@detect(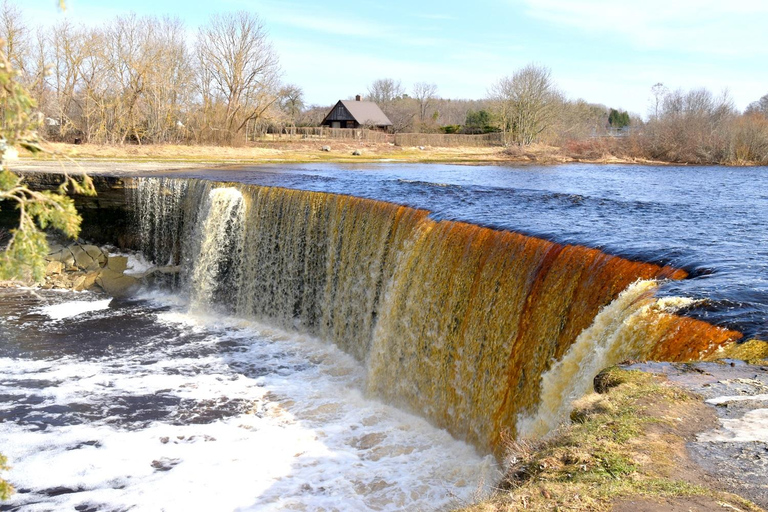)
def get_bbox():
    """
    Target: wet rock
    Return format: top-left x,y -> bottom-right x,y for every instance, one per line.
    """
151,457 -> 181,471
96,269 -> 140,298
106,255 -> 129,273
